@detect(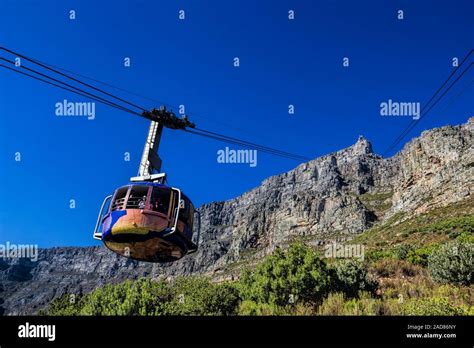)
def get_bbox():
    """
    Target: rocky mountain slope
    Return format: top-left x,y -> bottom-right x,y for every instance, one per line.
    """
1,119 -> 472,315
